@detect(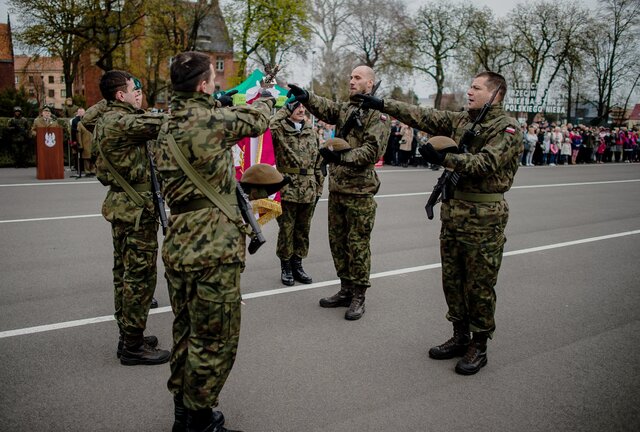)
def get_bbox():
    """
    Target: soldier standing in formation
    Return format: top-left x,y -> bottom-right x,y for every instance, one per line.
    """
287,65 -> 390,321
92,70 -> 169,366
155,51 -> 275,432
7,106 -> 30,167
269,100 -> 324,286
355,71 -> 522,375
